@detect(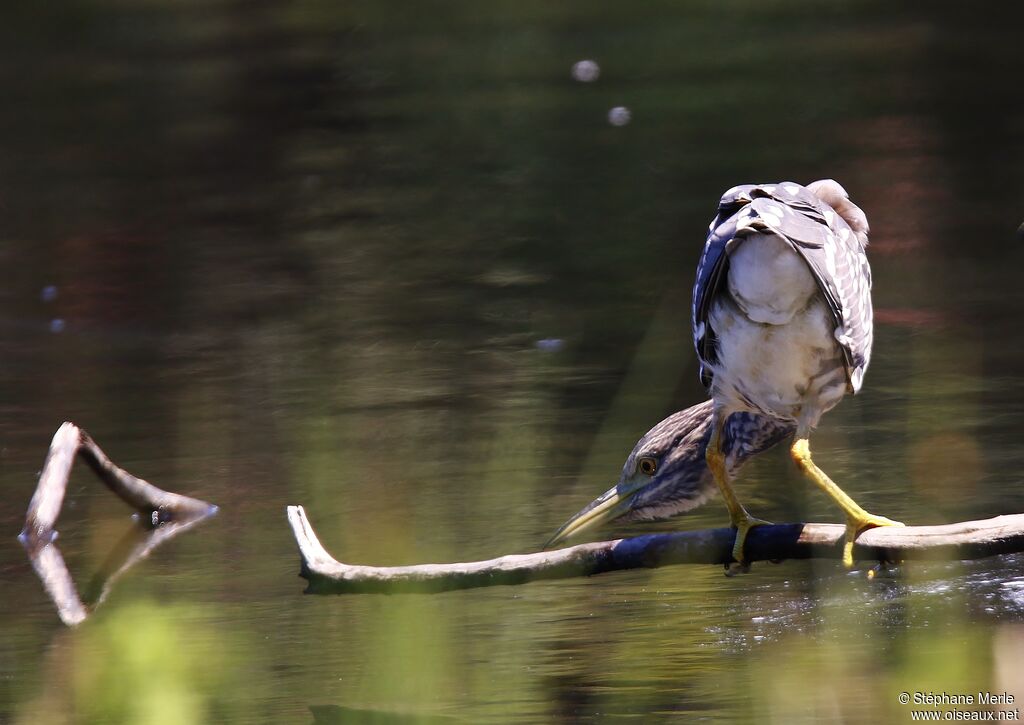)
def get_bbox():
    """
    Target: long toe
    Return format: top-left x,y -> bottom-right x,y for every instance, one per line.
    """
842,513 -> 905,567
730,515 -> 773,569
